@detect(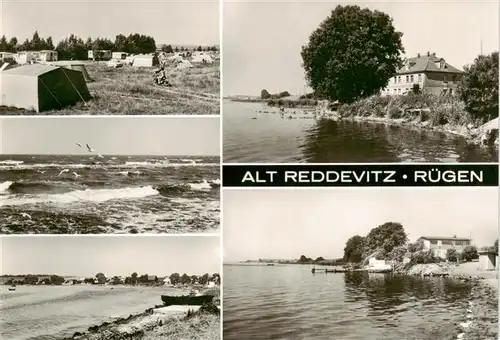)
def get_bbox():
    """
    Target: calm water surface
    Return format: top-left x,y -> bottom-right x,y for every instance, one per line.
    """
0,285 -> 173,340
223,265 -> 472,340
223,101 -> 498,163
